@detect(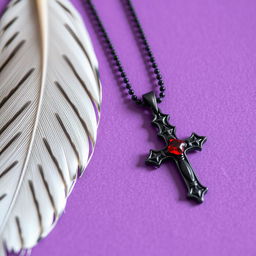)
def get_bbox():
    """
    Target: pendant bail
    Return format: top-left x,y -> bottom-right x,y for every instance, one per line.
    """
143,91 -> 159,114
